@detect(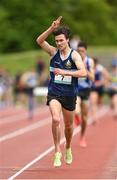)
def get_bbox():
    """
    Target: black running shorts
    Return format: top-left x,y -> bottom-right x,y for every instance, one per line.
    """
46,93 -> 77,111
77,88 -> 91,101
